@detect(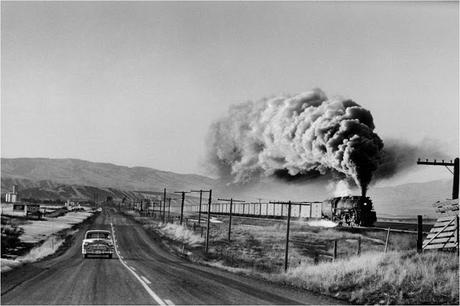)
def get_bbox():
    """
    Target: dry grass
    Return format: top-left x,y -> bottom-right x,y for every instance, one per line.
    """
271,250 -> 459,305
204,216 -> 392,271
